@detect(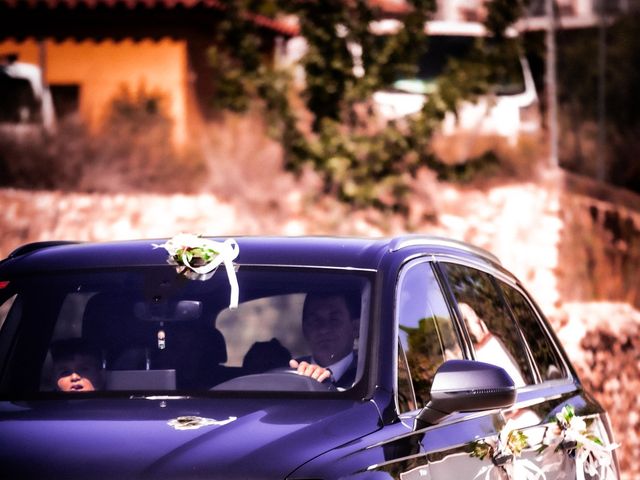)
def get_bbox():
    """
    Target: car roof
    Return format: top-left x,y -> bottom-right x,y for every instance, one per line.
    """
0,235 -> 501,274
369,20 -> 519,38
